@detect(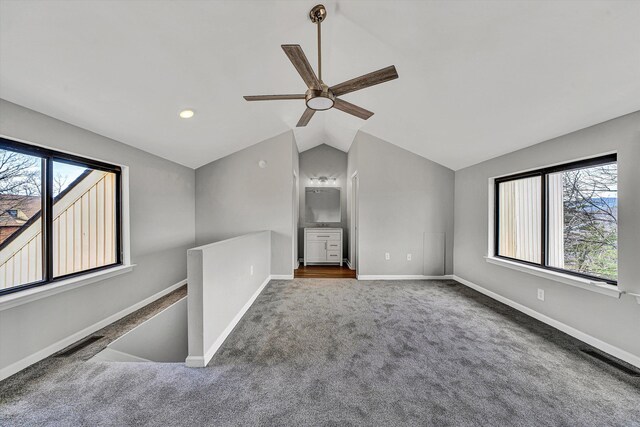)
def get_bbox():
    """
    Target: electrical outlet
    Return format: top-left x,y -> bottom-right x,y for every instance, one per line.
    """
407,253 -> 412,261
250,265 -> 254,276
537,289 -> 545,301
385,252 -> 390,260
